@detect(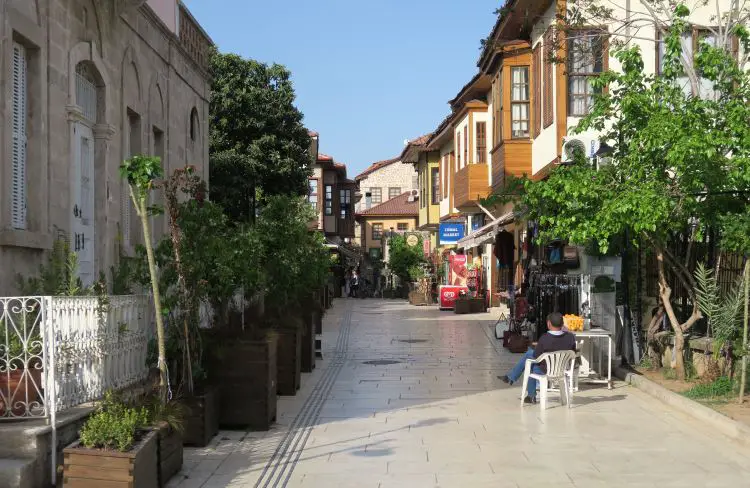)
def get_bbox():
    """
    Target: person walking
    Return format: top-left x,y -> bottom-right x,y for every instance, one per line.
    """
350,270 -> 360,298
